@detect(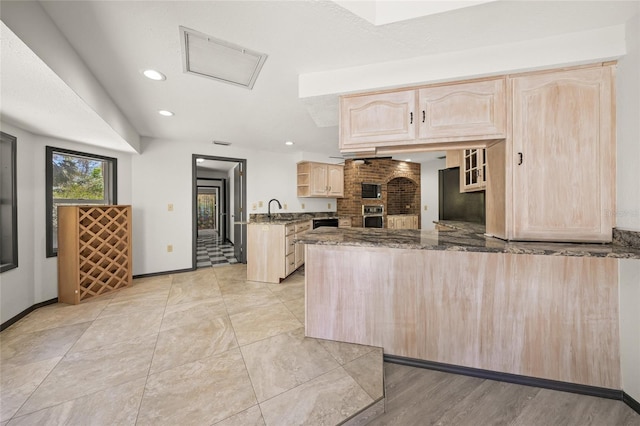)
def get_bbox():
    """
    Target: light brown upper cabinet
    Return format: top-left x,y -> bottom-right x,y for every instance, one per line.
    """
460,149 -> 486,192
339,78 -> 505,153
339,90 -> 416,152
417,79 -> 505,141
486,64 -> 615,242
297,161 -> 344,198
445,150 -> 461,169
